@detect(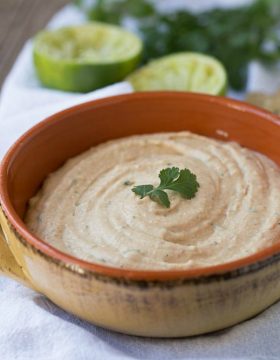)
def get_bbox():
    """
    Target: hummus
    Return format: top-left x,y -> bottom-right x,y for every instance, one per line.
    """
25,132 -> 280,270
